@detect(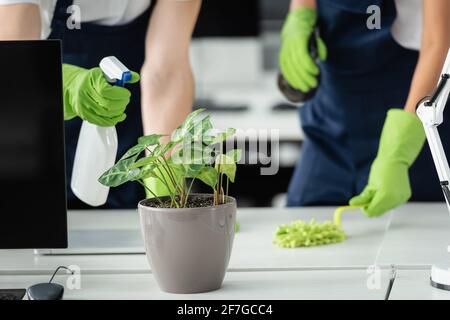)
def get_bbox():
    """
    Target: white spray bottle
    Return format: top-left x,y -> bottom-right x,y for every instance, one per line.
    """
71,56 -> 133,207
